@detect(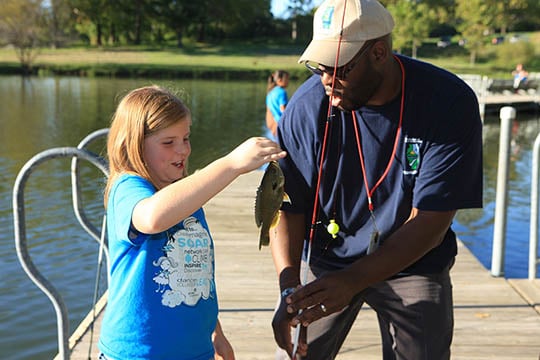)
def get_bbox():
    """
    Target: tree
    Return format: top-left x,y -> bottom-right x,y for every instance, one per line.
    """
151,0 -> 203,47
287,0 -> 313,41
70,0 -> 111,46
487,0 -> 528,34
108,0 -> 154,45
456,0 -> 491,65
46,0 -> 76,48
0,0 -> 47,72
387,0 -> 434,58
211,0 -> 273,39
